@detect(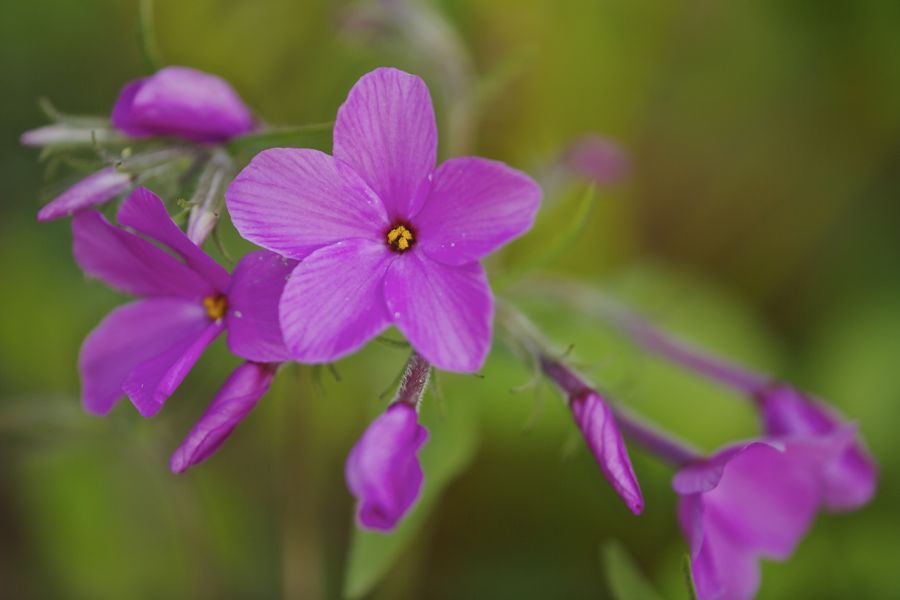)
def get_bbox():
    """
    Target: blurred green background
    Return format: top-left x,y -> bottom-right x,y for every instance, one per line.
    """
2,0 -> 899,598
